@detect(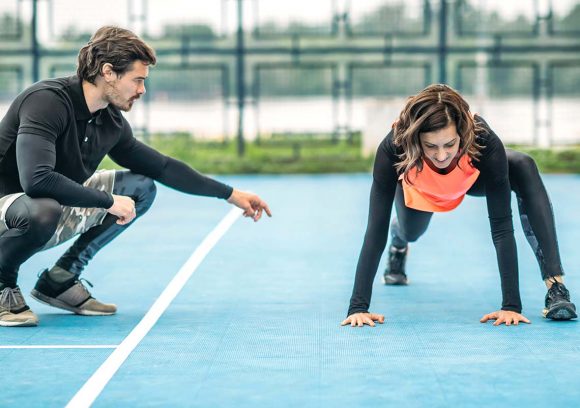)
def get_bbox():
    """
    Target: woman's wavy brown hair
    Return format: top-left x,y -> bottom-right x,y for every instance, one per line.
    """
77,26 -> 156,84
393,84 -> 483,182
